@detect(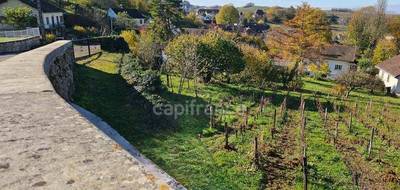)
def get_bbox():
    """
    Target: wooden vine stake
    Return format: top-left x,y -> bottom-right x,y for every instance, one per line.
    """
334,121 -> 339,144
244,106 -> 249,129
354,102 -> 358,117
348,112 -> 353,134
367,127 -> 376,160
271,109 -> 277,139
254,137 -> 259,168
209,103 -> 214,129
224,122 -> 229,149
324,108 -> 328,128
302,146 -> 308,190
